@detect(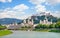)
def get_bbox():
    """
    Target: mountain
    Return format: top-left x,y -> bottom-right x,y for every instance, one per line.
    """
0,18 -> 23,24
